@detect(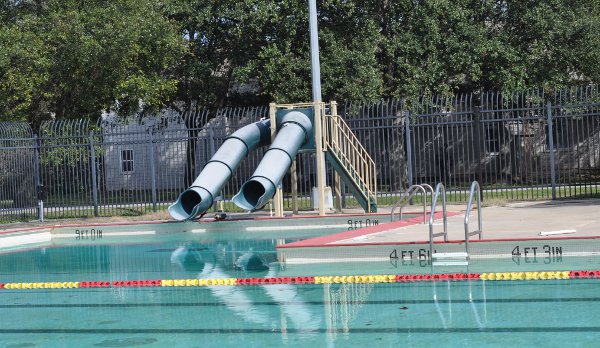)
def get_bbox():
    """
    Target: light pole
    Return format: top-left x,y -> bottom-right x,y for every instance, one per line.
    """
308,0 -> 322,102
308,0 -> 331,214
